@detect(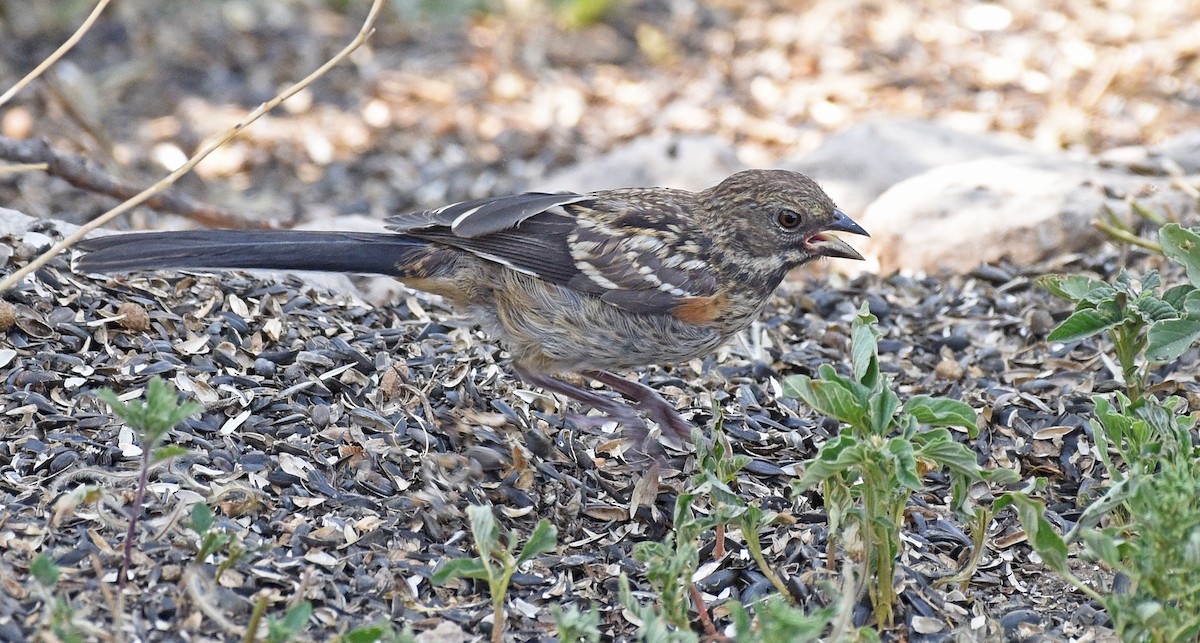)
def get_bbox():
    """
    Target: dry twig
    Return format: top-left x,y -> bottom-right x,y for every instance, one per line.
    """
0,0 -> 112,109
0,0 -> 385,293
0,136 -> 263,229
